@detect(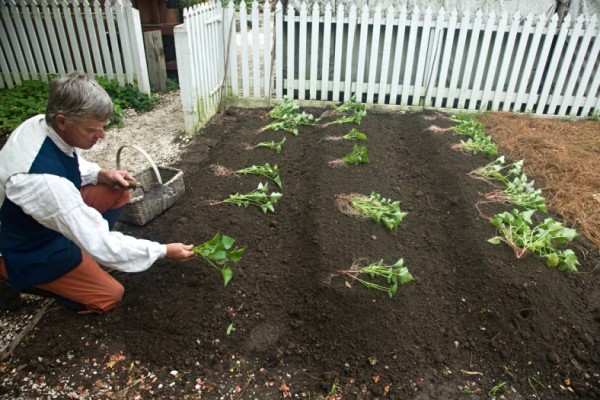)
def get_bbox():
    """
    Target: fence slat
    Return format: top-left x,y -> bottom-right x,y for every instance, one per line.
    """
572,16 -> 599,116
33,0 -> 57,76
536,14 -> 571,115
94,0 -> 113,79
433,8 -> 456,107
251,1 -> 261,97
75,0 -> 95,74
5,1 -> 31,80
366,5 -> 382,104
275,1 -> 283,98
376,6 -> 394,105
422,7 -> 444,107
84,0 -> 103,75
18,0 -> 47,80
505,13 -> 533,111
320,2 -> 332,99
263,1 -> 272,98
105,1 -> 124,84
447,9 -> 470,107
458,9 -> 482,108
514,14 -> 545,110
286,2 -> 295,96
400,6 -> 419,105
493,11 -> 521,111
354,5 -> 370,101
309,2 -> 319,99
297,2 -> 307,99
526,14 -> 557,112
467,10 -> 494,110
1,4 -> 21,86
550,15 -> 585,115
558,15 -> 595,115
343,5 -> 357,101
331,3 -> 344,101
388,6 -> 407,103
413,7 -> 433,105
